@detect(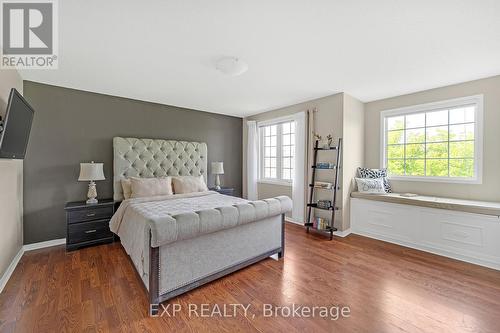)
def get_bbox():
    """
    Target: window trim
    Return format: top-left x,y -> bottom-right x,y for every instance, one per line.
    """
257,178 -> 293,187
379,95 -> 483,184
257,116 -> 295,186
